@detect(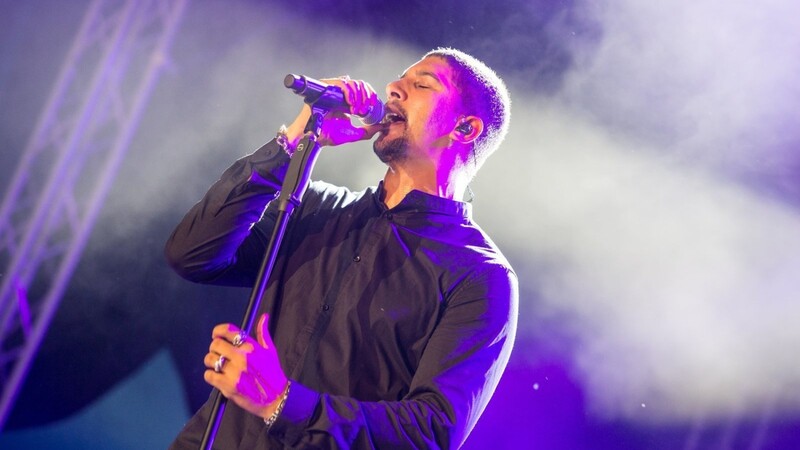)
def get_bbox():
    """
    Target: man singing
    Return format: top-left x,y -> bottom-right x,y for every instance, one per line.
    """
166,48 -> 518,449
